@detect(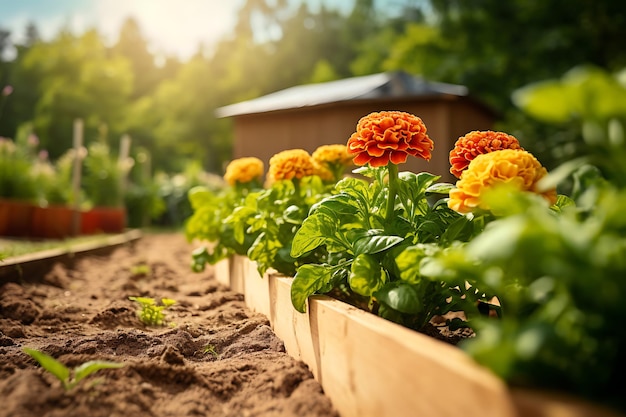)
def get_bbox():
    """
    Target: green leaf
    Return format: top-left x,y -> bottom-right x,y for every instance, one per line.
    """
535,157 -> 588,192
417,220 -> 442,237
425,182 -> 455,195
291,215 -> 331,258
513,80 -> 573,124
283,205 -> 305,224
441,216 -> 472,244
352,233 -> 403,255
187,186 -> 213,210
291,264 -> 333,313
395,244 -> 440,284
161,298 -> 177,307
348,254 -> 387,297
312,193 -> 358,217
227,206 -> 257,244
72,361 -> 125,386
23,348 -> 70,386
552,195 -> 576,212
128,296 -> 156,306
374,282 -> 422,315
